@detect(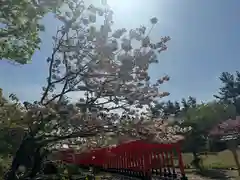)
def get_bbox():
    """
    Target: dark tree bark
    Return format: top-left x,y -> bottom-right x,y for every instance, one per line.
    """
191,151 -> 203,171
4,136 -> 37,180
